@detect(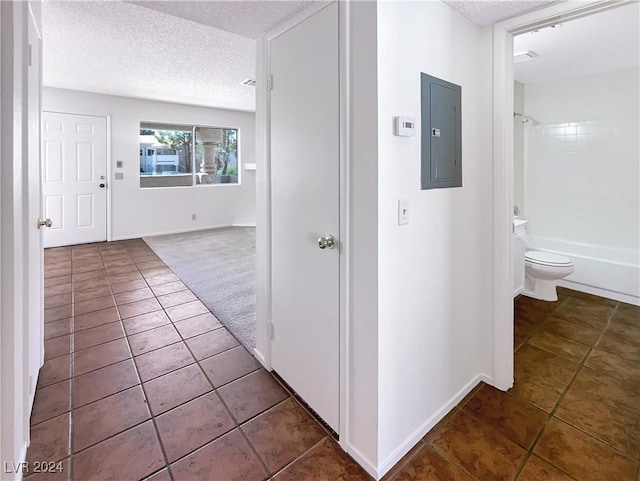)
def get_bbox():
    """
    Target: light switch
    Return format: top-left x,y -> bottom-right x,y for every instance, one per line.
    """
116,160 -> 123,168
398,199 -> 409,225
114,172 -> 124,180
